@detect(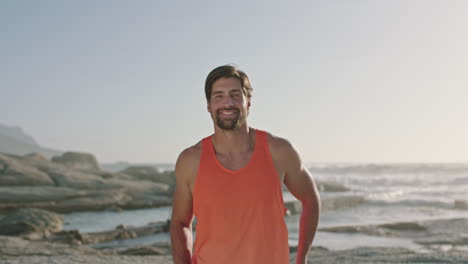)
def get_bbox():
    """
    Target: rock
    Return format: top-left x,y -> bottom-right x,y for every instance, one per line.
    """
0,186 -> 88,204
379,222 -> 426,231
119,246 -> 167,256
54,190 -> 133,212
52,152 -> 100,171
0,208 -> 63,238
20,152 -> 50,164
106,179 -> 170,195
124,195 -> 172,208
78,221 -> 170,244
37,165 -> 170,195
0,153 -> 172,213
0,153 -> 55,186
319,218 -> 468,252
454,200 -> 468,210
120,166 -> 175,186
0,235 -> 99,256
0,187 -> 134,213
47,229 -> 84,245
